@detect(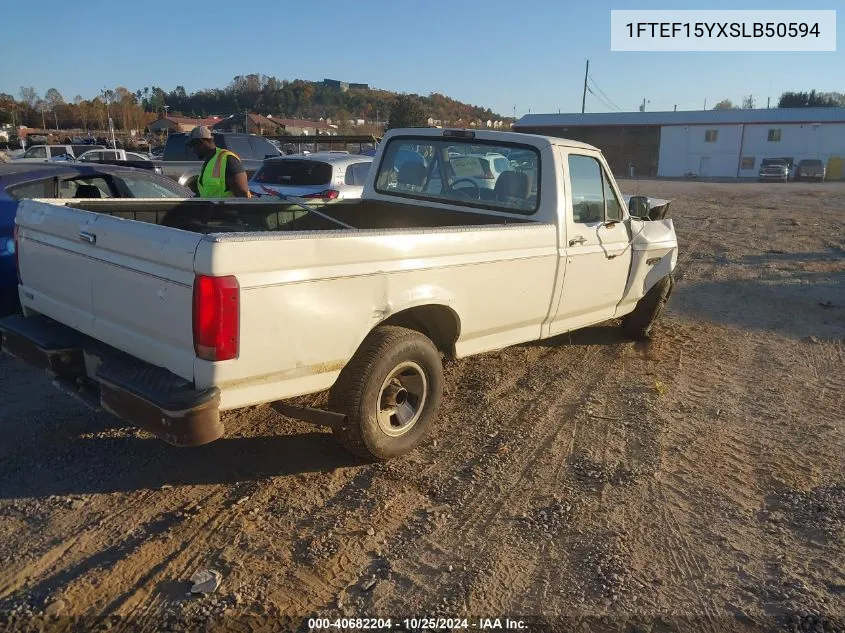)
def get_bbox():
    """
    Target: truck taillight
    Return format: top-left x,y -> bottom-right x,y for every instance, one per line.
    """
192,275 -> 239,362
302,189 -> 340,200
13,224 -> 20,284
